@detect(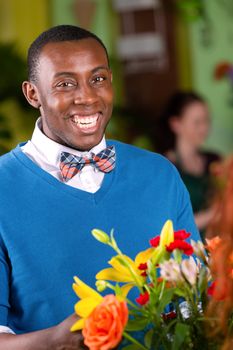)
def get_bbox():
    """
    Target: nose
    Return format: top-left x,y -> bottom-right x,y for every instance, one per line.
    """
73,83 -> 98,105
